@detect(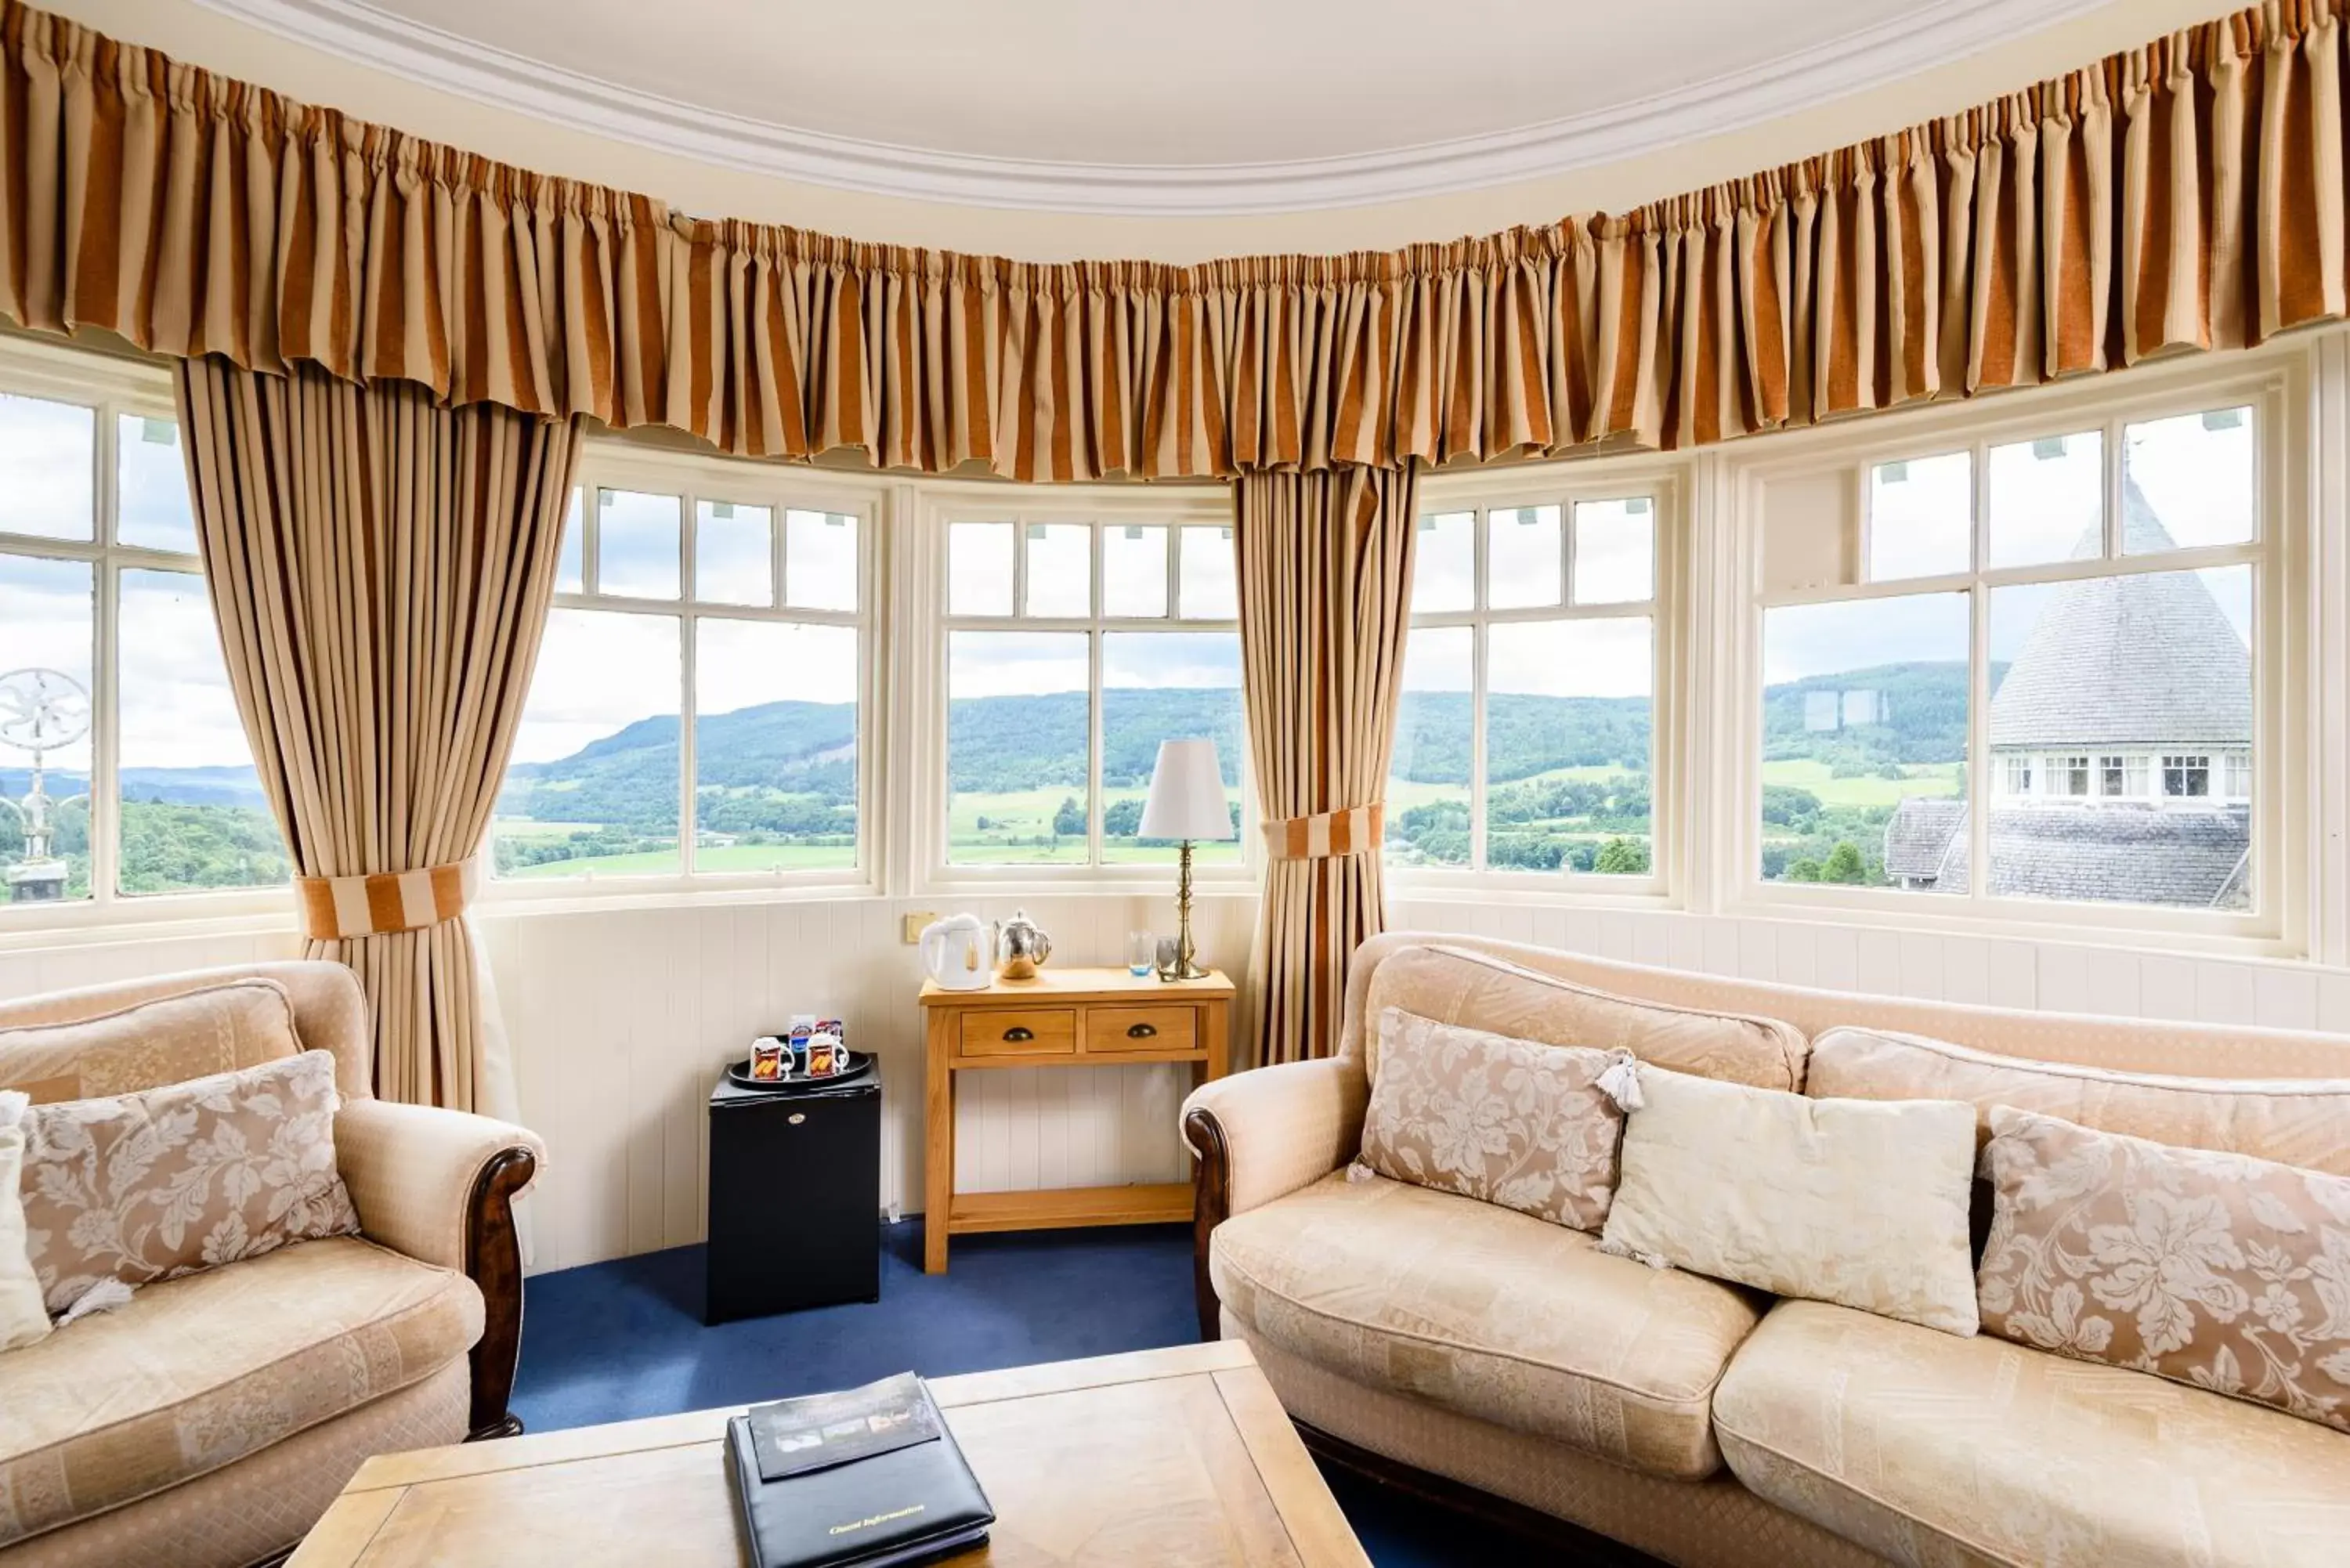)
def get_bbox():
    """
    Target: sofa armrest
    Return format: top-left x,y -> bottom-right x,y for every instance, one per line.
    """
337,1099 -> 546,1440
1180,1056 -> 1369,1341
